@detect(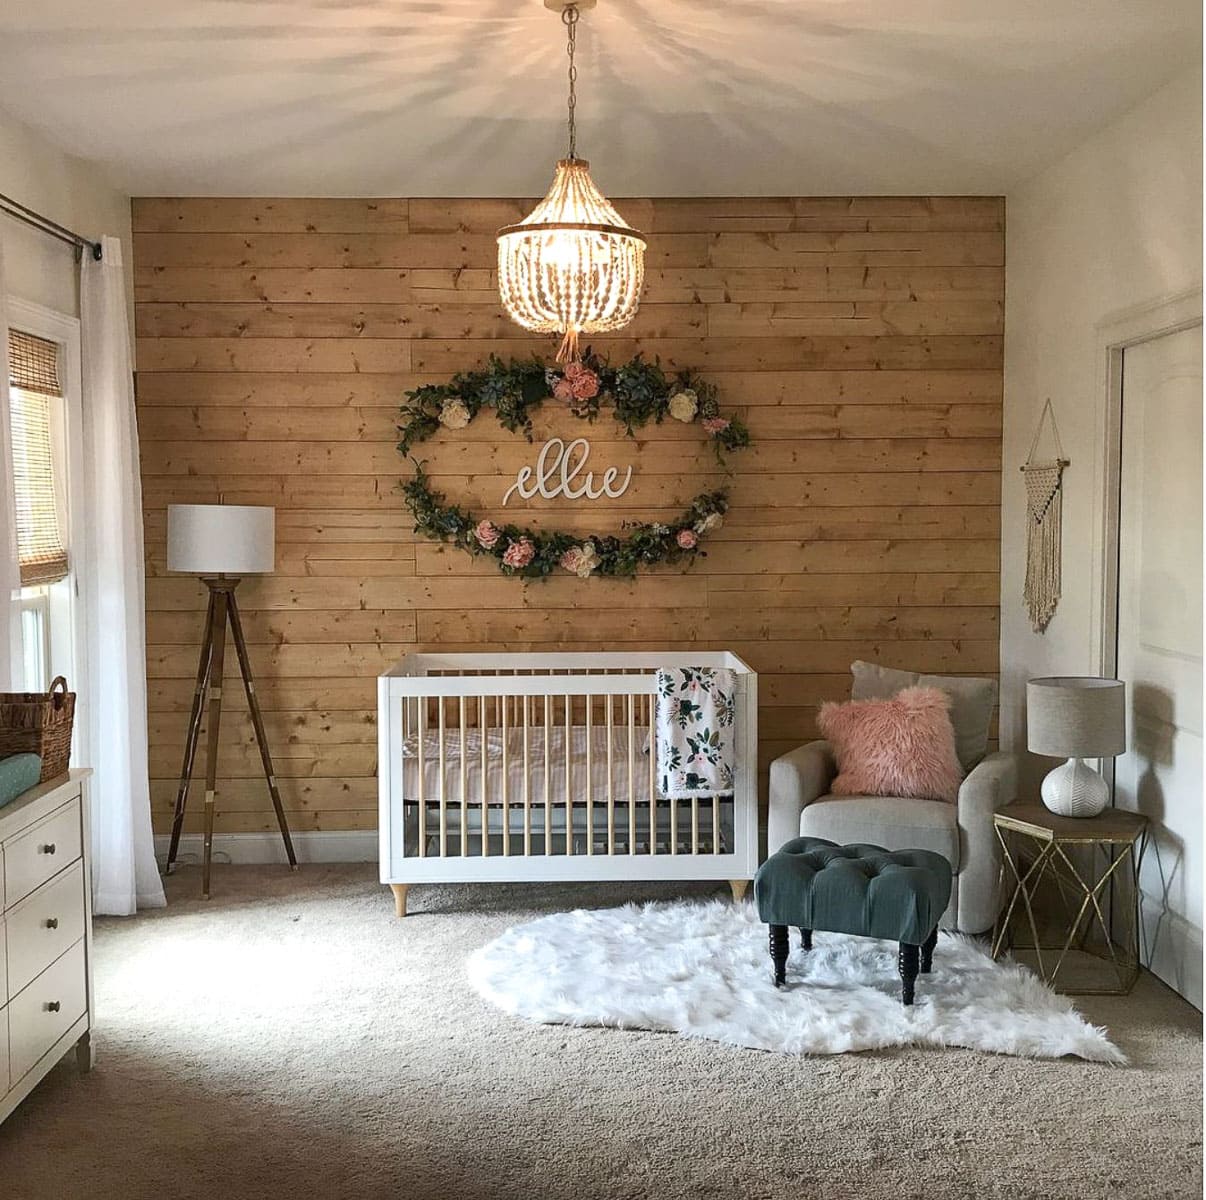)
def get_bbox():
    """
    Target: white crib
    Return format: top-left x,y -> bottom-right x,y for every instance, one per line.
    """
378,651 -> 759,915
